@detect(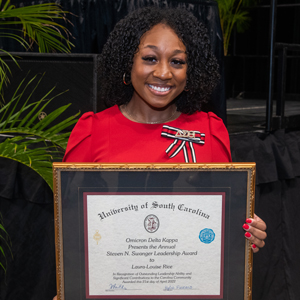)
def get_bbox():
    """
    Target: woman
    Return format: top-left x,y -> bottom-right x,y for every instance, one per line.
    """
64,7 -> 231,164
63,7 -> 266,251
